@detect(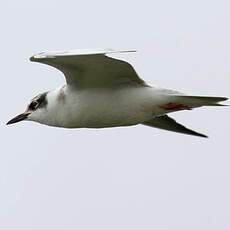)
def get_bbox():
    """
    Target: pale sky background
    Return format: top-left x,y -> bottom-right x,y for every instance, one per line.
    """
0,1 -> 230,230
